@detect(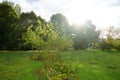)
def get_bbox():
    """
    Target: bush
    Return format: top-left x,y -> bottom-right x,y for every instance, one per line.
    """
73,35 -> 88,50
112,39 -> 120,50
100,39 -> 120,51
46,63 -> 74,80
